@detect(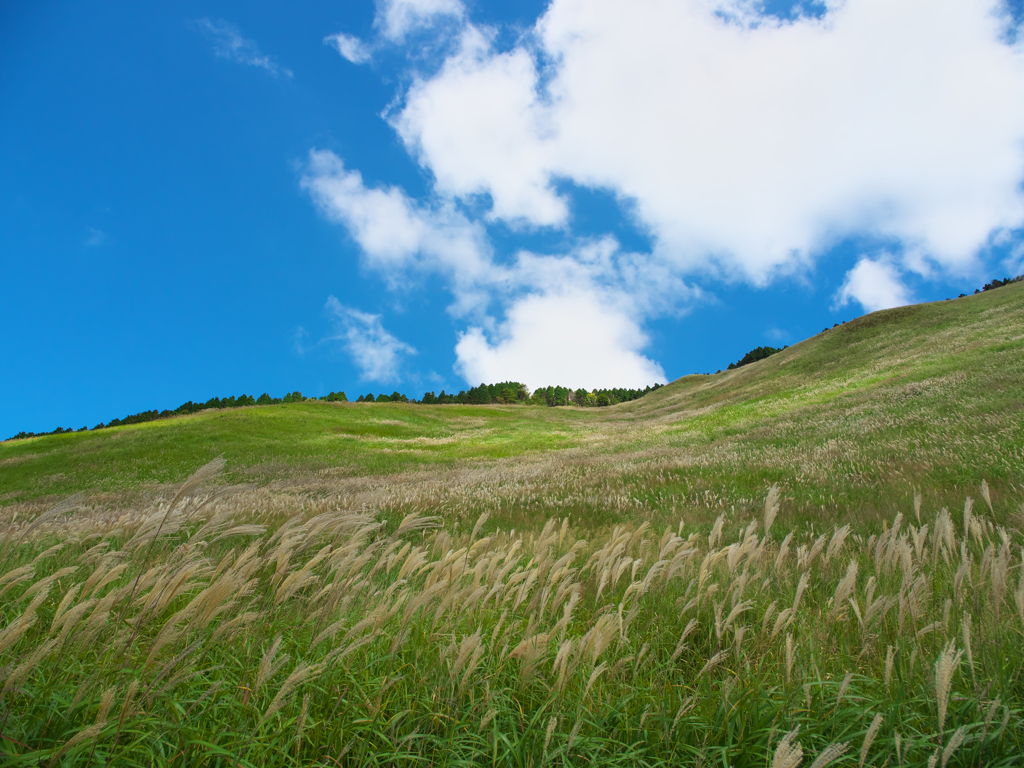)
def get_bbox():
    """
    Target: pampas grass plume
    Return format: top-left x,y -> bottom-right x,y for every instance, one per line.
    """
935,640 -> 963,734
764,485 -> 781,535
809,742 -> 849,768
771,727 -> 803,768
859,713 -> 883,768
941,726 -> 967,768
